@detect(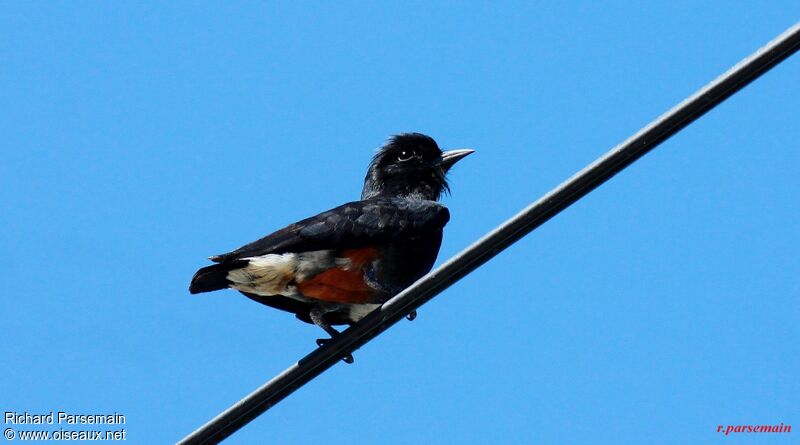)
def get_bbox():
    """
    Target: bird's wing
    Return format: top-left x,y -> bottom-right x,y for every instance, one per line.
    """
209,198 -> 450,262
